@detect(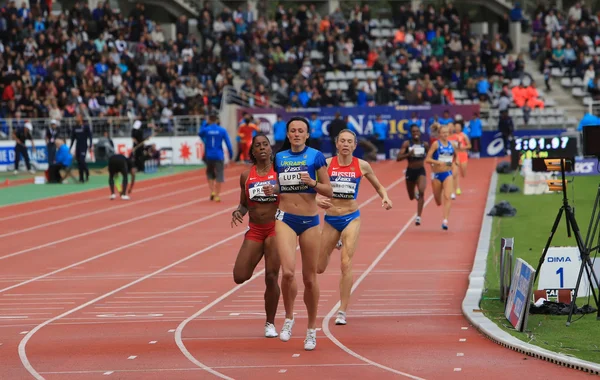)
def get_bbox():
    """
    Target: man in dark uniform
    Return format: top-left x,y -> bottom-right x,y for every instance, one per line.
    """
131,119 -> 145,172
69,115 -> 93,183
45,119 -> 59,164
327,112 -> 346,156
108,154 -> 136,200
13,121 -> 36,174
